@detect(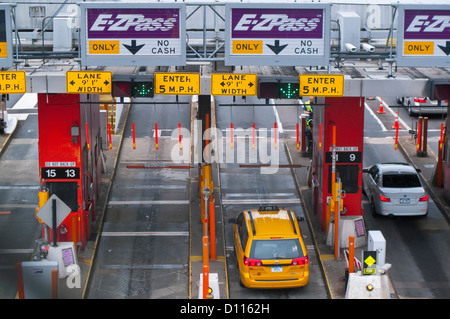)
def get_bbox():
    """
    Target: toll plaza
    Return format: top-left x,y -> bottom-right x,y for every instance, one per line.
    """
0,1 -> 449,303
